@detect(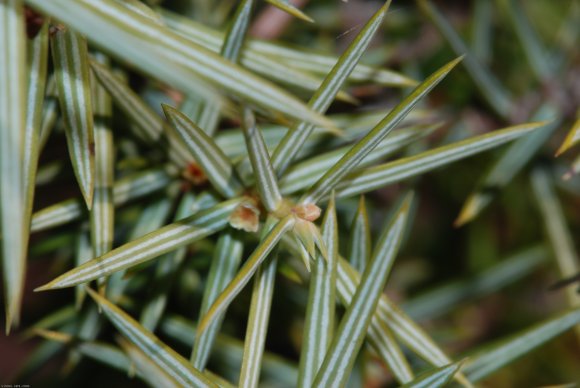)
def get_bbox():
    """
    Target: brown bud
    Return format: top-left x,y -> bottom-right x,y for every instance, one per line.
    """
182,163 -> 207,186
292,203 -> 321,222
25,6 -> 44,39
229,202 -> 260,233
